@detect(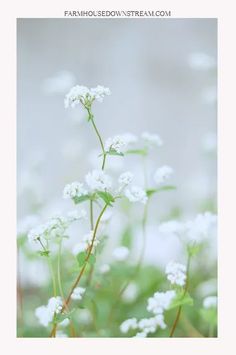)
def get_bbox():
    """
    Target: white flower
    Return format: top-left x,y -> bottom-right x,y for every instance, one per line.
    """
165,261 -> 186,287
154,165 -> 173,186
118,172 -> 134,186
112,246 -> 130,261
120,318 -> 138,333
105,135 -> 127,154
125,186 -> 147,204
85,170 -> 112,192
203,296 -> 217,309
138,315 -> 166,335
122,282 -> 139,303
99,264 -> 110,274
71,287 -> 86,300
147,290 -> 176,315
63,181 -> 88,199
64,85 -> 91,108
186,212 -> 217,243
141,132 -> 163,147
90,85 -> 111,102
35,297 -> 63,327
28,224 -> 48,242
